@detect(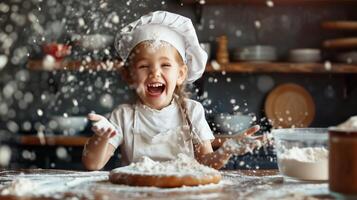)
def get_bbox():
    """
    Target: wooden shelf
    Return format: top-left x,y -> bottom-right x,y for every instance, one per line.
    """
27,59 -> 357,74
27,59 -> 123,71
205,62 -> 357,74
182,0 -> 357,5
321,21 -> 357,31
19,135 -> 89,146
19,134 -> 226,149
